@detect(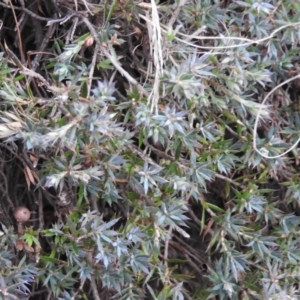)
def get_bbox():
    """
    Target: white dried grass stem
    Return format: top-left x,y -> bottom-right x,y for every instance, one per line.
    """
146,0 -> 164,114
139,15 -> 300,51
253,73 -> 300,159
